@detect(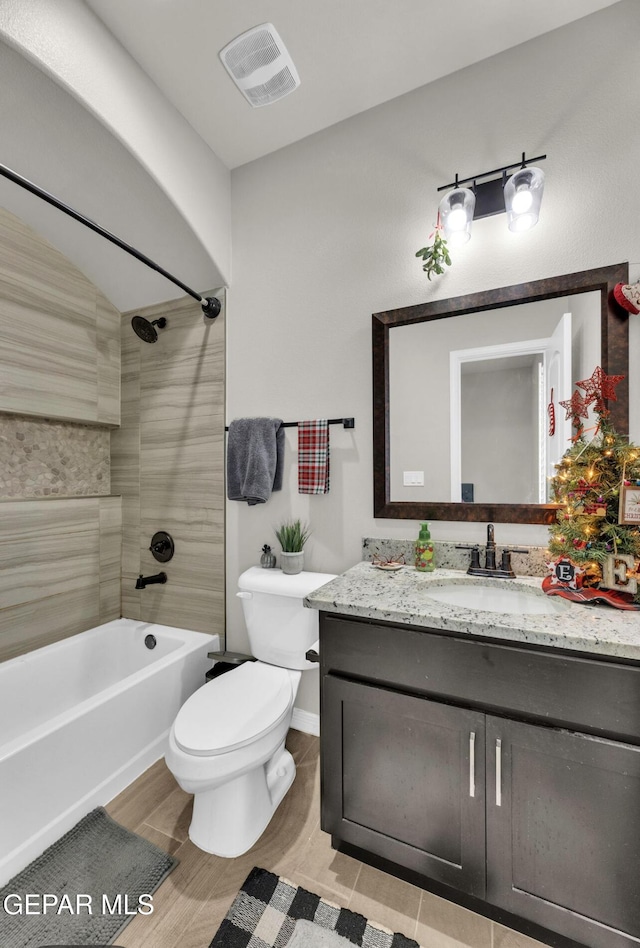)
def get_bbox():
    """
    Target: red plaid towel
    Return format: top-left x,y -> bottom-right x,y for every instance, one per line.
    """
298,420 -> 330,494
